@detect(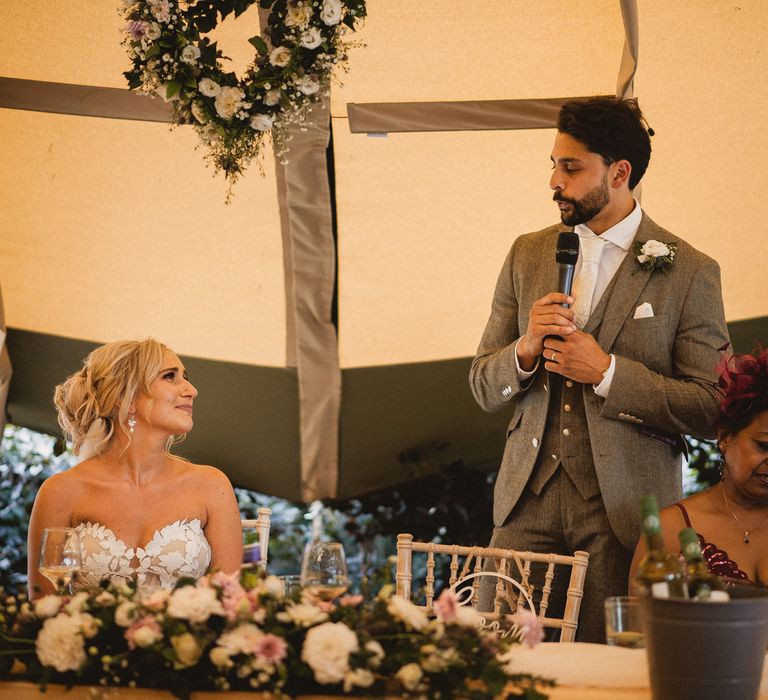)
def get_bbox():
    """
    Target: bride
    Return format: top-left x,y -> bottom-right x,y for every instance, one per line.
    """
28,338 -> 243,597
